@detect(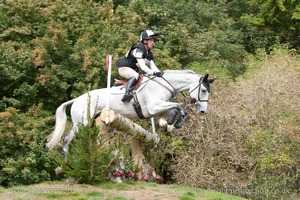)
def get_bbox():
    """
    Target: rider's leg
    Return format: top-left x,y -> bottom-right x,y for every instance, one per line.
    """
121,77 -> 136,102
119,67 -> 139,102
